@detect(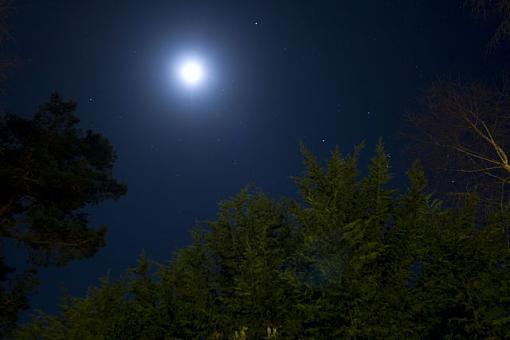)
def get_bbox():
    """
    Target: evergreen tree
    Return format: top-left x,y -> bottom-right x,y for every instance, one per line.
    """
0,93 -> 127,336
16,143 -> 510,339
